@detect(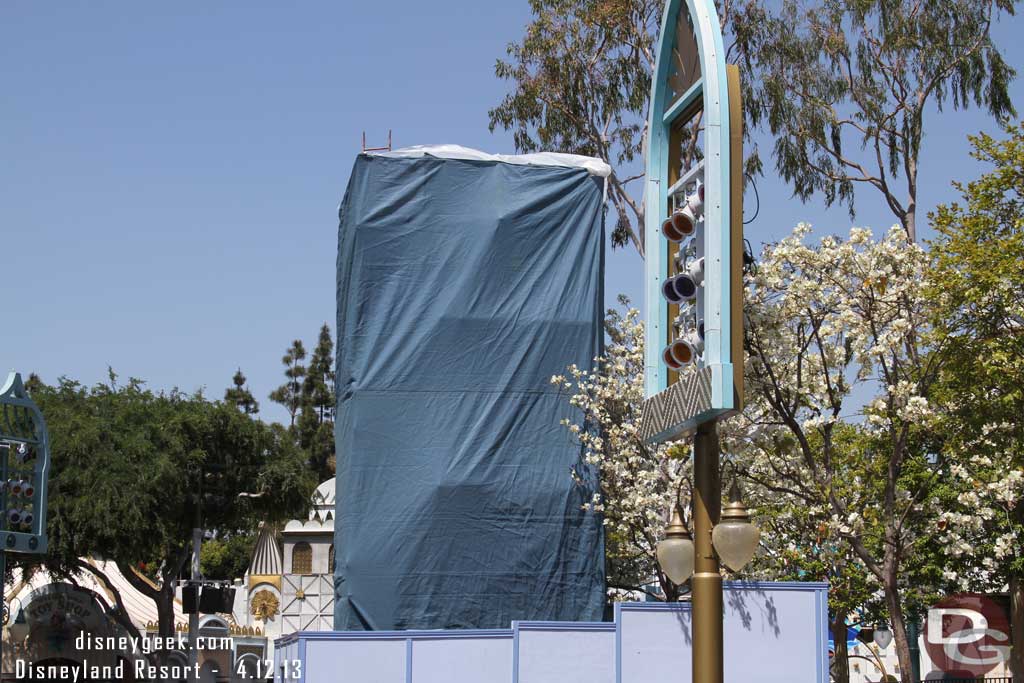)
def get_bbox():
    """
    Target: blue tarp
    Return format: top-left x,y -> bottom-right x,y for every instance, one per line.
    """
334,152 -> 606,630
